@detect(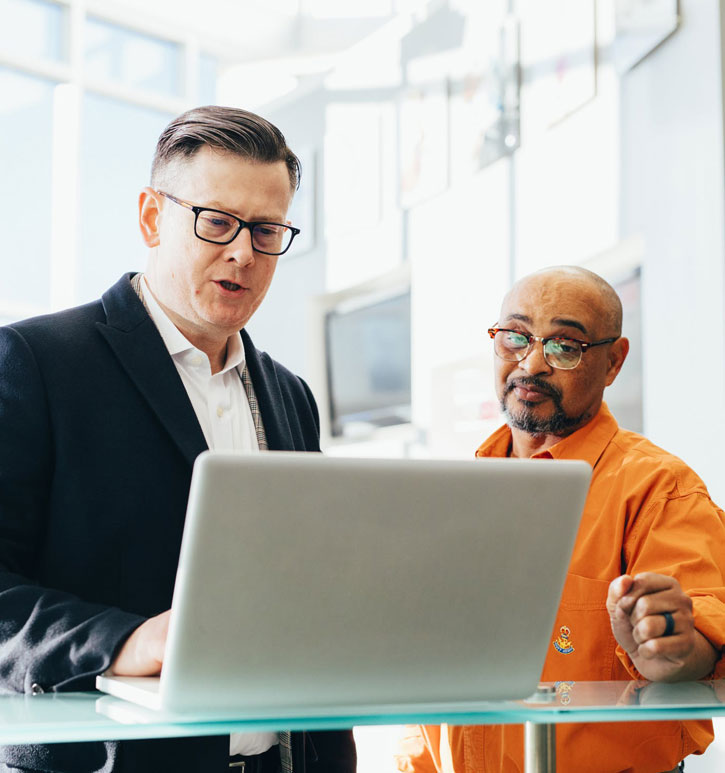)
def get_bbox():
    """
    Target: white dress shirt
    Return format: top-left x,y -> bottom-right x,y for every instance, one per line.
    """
141,277 -> 278,757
